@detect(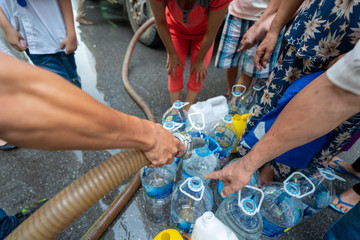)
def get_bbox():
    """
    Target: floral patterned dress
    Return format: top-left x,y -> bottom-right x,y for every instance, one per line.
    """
238,0 -> 360,178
